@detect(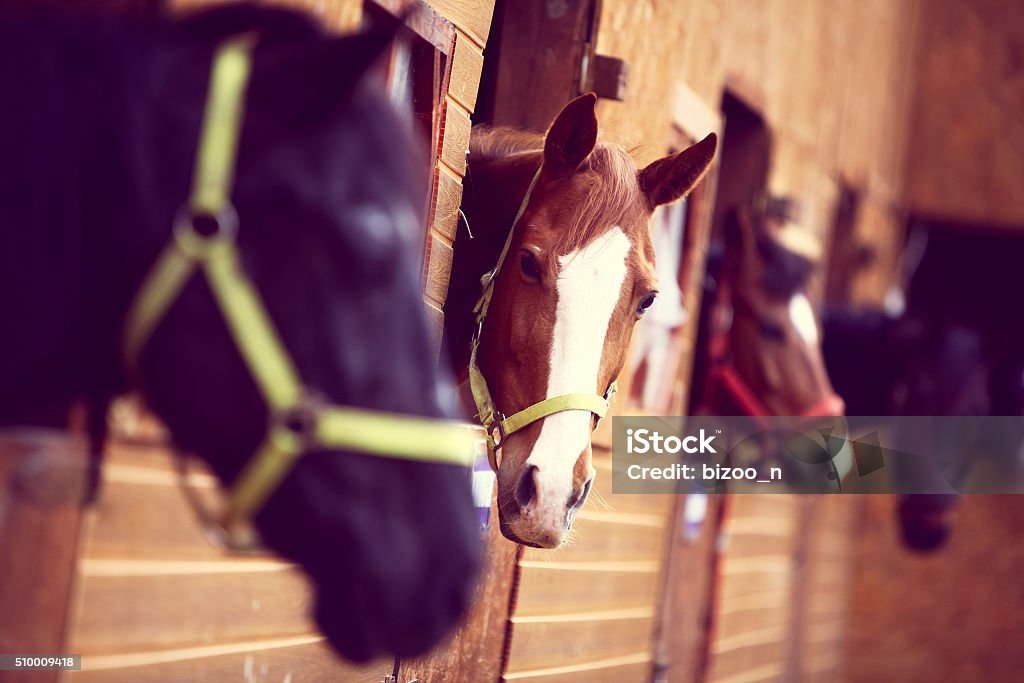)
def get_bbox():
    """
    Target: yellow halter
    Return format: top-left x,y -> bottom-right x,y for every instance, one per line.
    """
122,37 -> 476,546
467,168 -> 617,474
